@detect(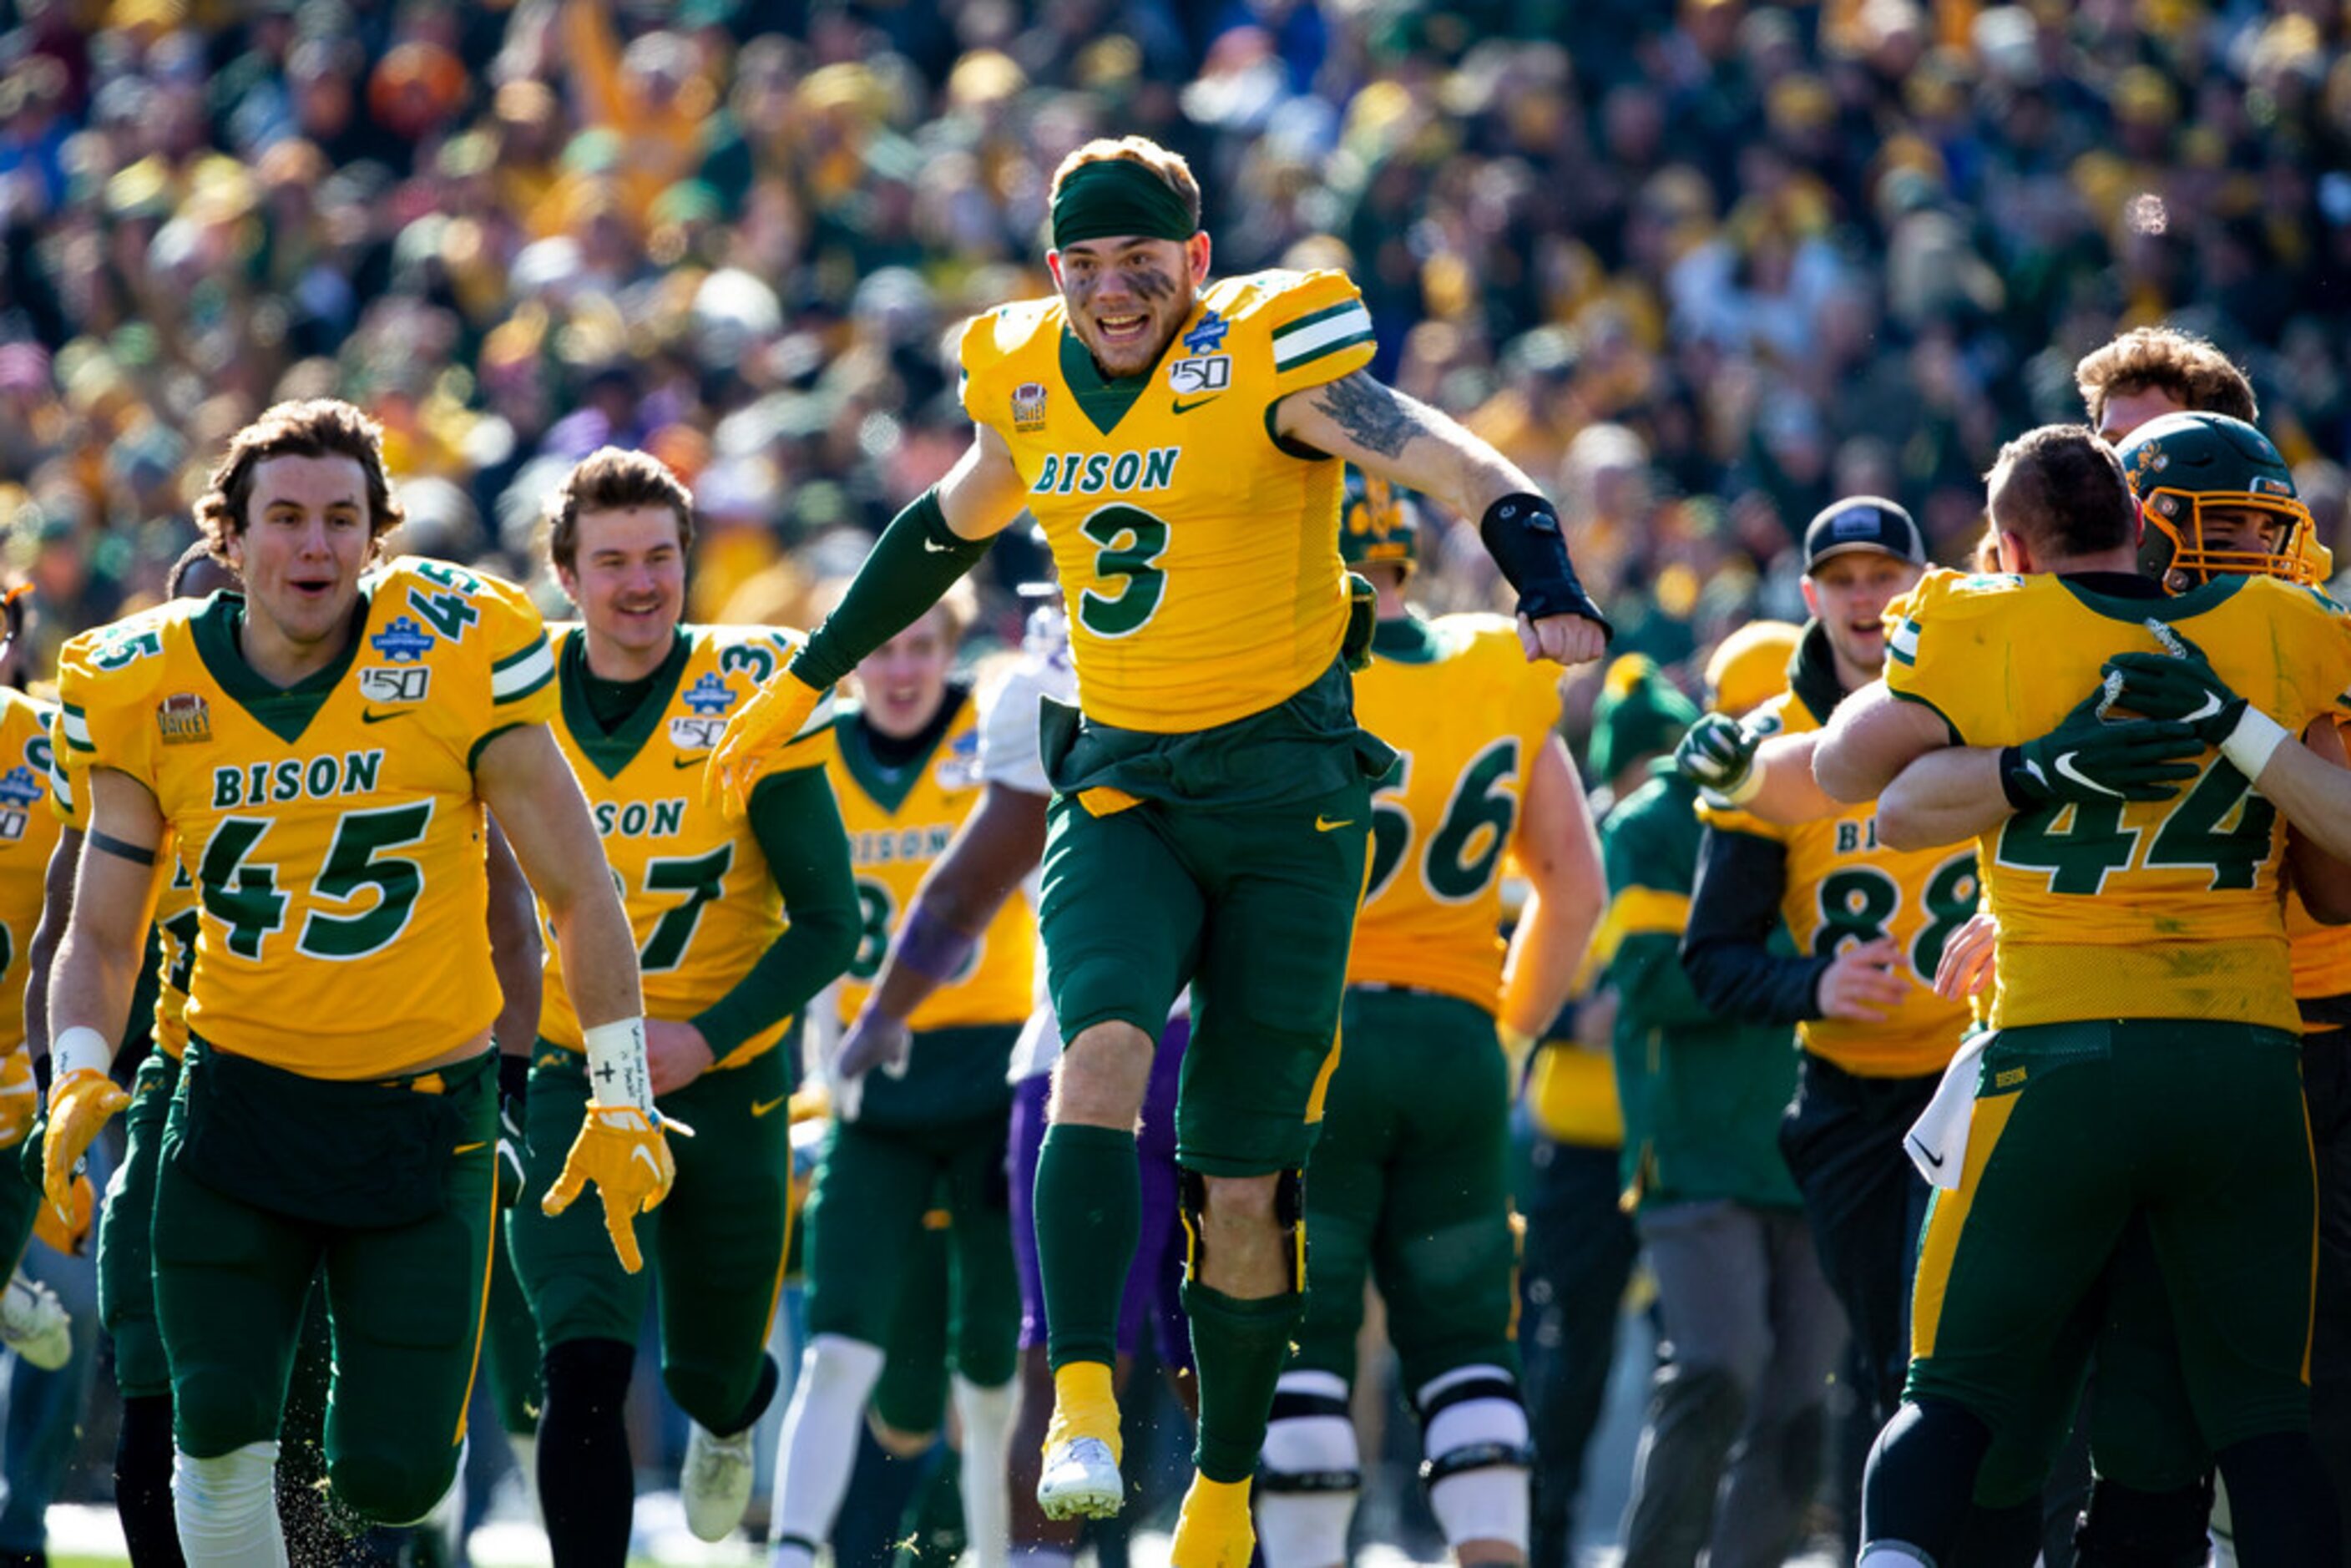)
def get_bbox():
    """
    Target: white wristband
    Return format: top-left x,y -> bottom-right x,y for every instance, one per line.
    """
581,1018 -> 653,1110
53,1026 -> 110,1085
2219,706 -> 2291,787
